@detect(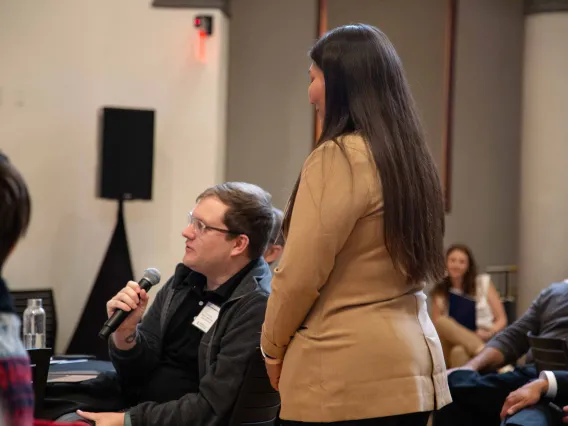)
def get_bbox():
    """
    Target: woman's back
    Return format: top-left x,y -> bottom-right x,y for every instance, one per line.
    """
268,134 -> 450,421
261,23 -> 450,425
